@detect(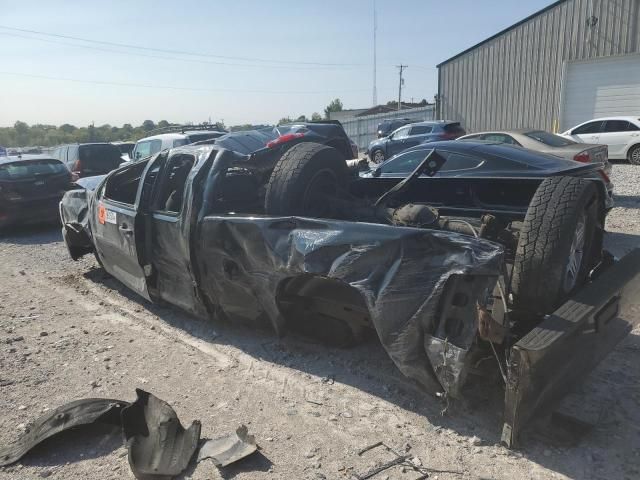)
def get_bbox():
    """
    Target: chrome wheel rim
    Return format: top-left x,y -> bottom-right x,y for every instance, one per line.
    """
632,148 -> 640,163
373,150 -> 384,164
564,212 -> 586,292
